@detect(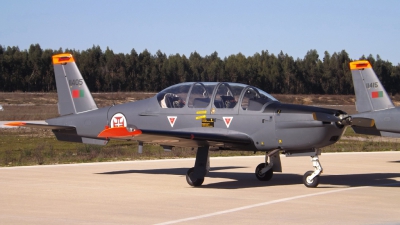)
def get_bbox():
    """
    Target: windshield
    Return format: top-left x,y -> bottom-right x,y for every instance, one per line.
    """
236,84 -> 278,111
156,82 -> 278,109
157,83 -> 192,108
